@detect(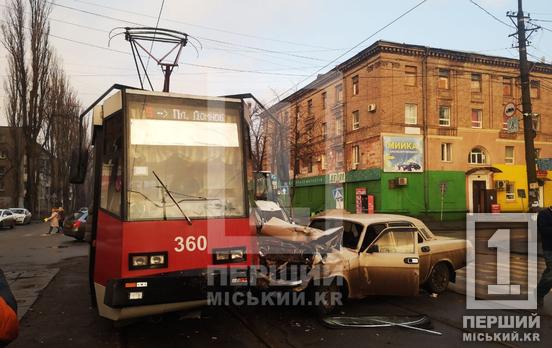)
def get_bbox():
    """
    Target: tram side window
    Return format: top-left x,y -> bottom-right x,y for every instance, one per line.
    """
100,112 -> 123,216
